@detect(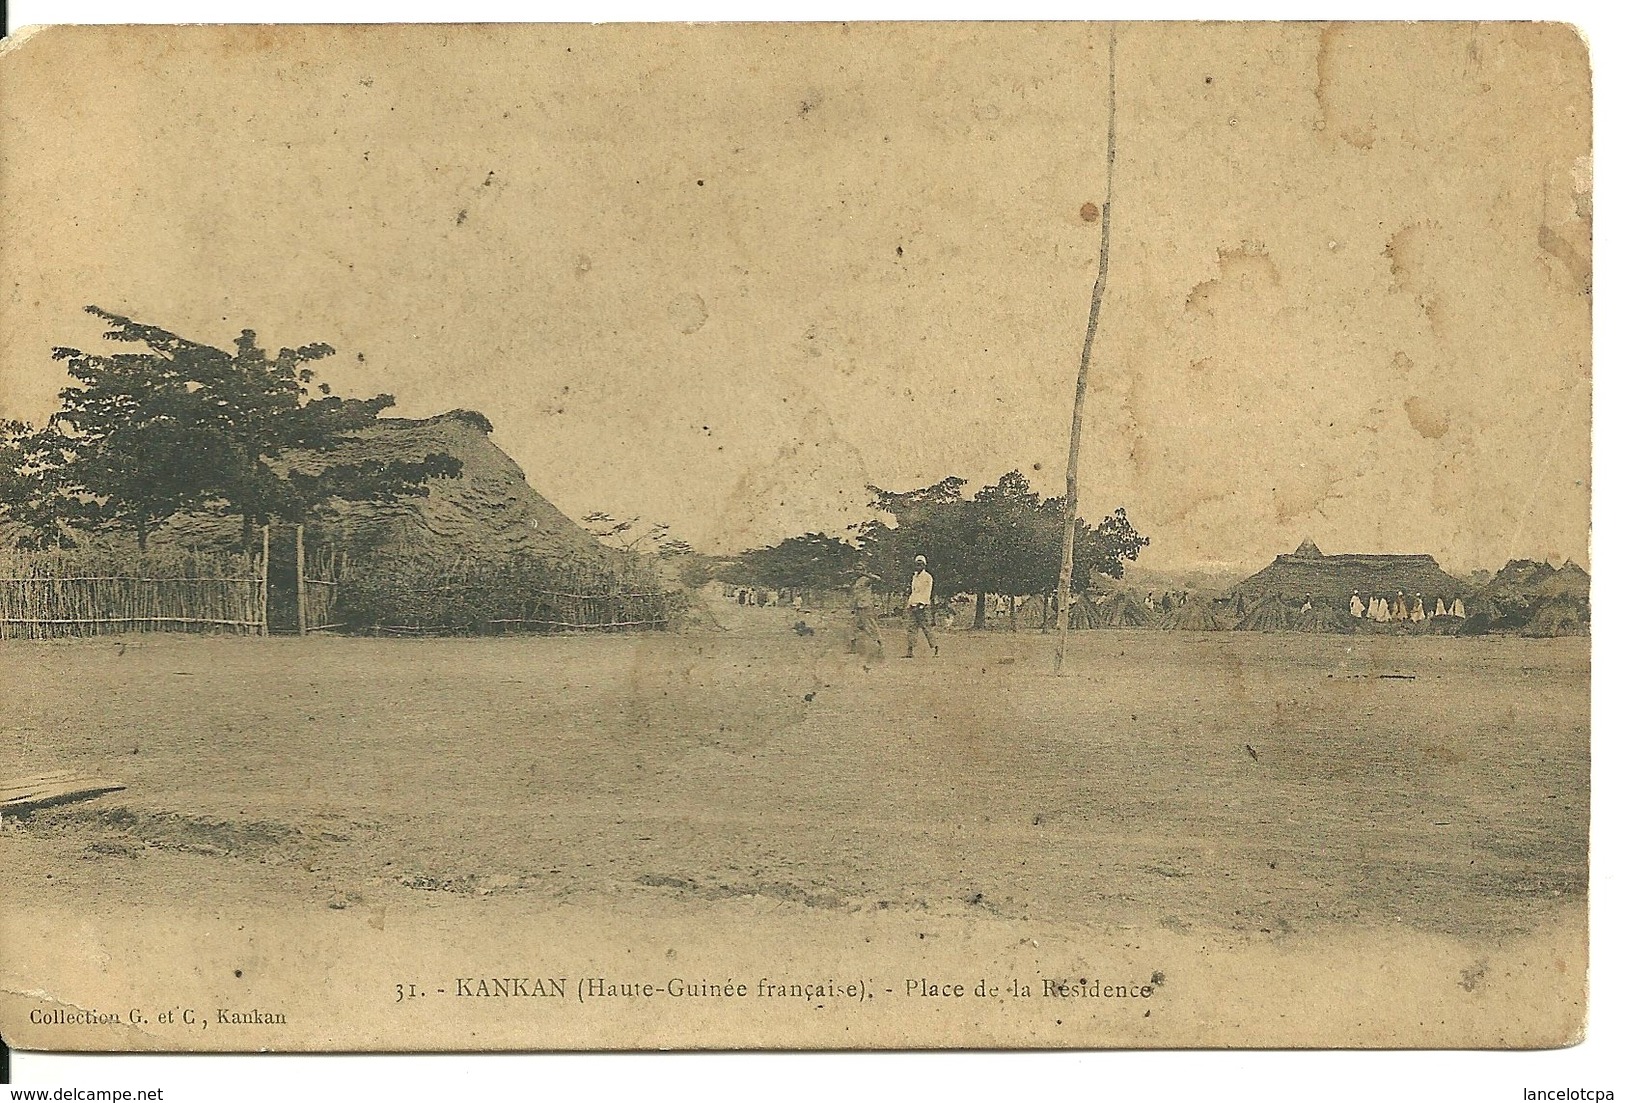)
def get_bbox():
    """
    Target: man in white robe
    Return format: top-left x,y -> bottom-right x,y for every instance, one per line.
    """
905,555 -> 939,658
